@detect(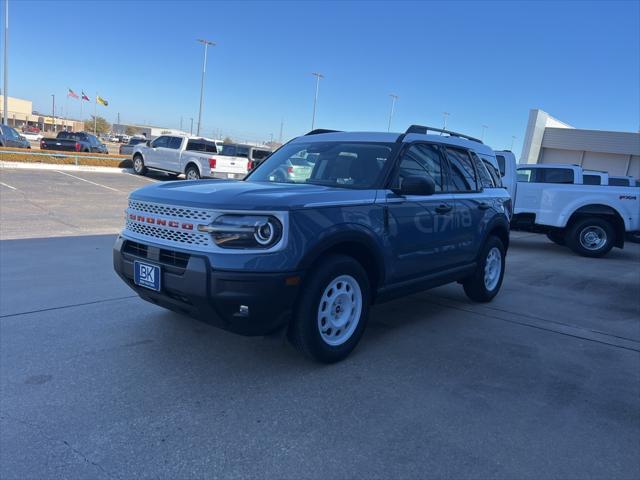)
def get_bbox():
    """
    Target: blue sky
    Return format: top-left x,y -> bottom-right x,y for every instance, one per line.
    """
4,0 -> 639,154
